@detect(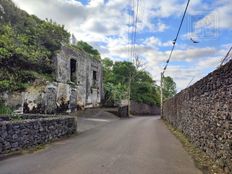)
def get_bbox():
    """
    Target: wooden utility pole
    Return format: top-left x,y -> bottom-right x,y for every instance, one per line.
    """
160,72 -> 163,118
128,76 -> 131,116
